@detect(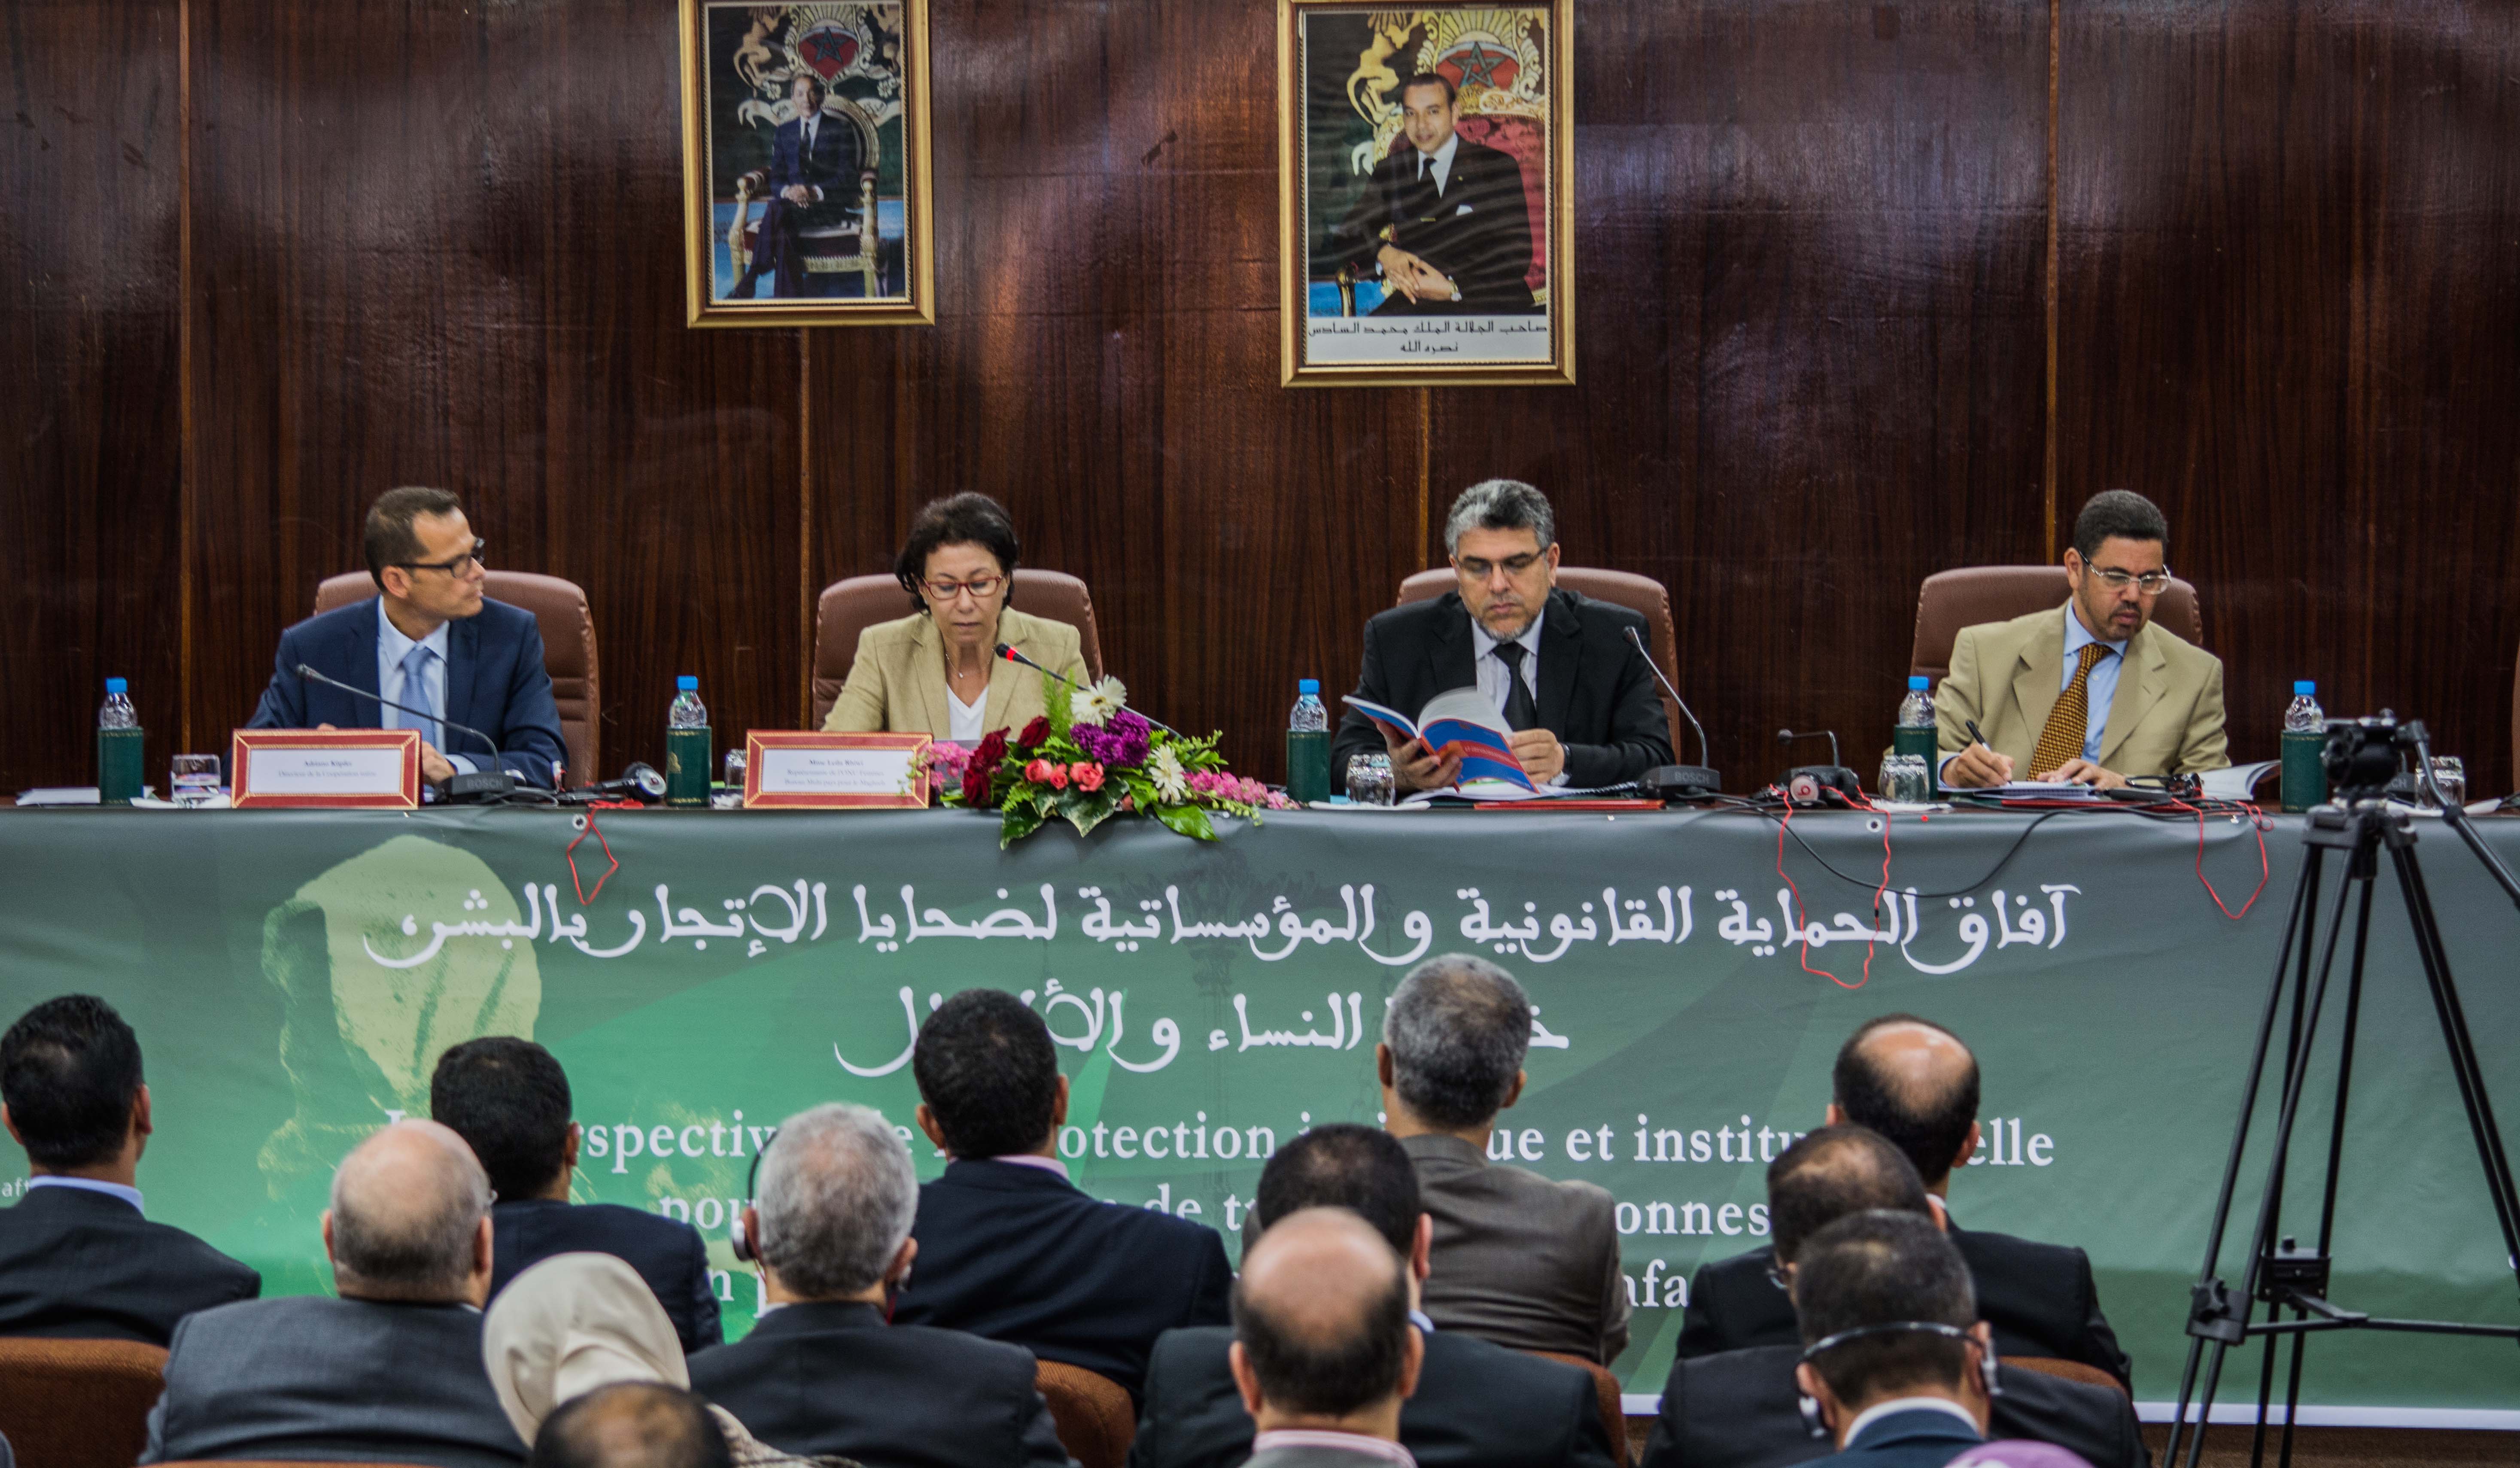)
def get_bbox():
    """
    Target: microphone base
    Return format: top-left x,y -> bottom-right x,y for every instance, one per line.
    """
436,771 -> 518,803
1640,764 -> 1723,799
